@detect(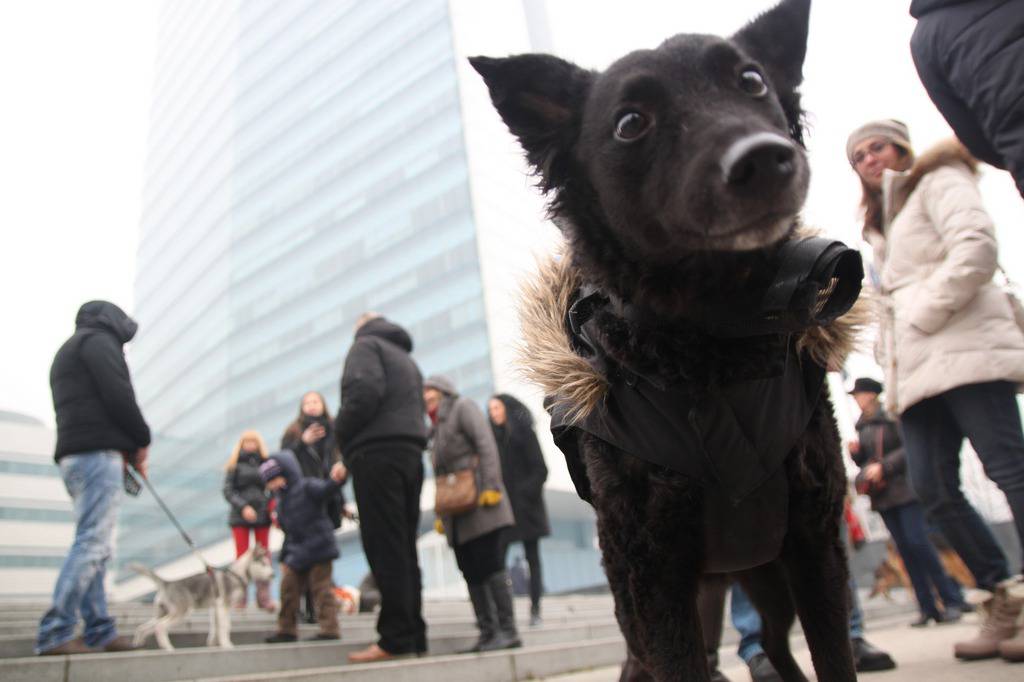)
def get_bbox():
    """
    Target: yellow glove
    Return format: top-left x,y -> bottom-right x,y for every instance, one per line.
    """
478,490 -> 502,507
434,518 -> 445,534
